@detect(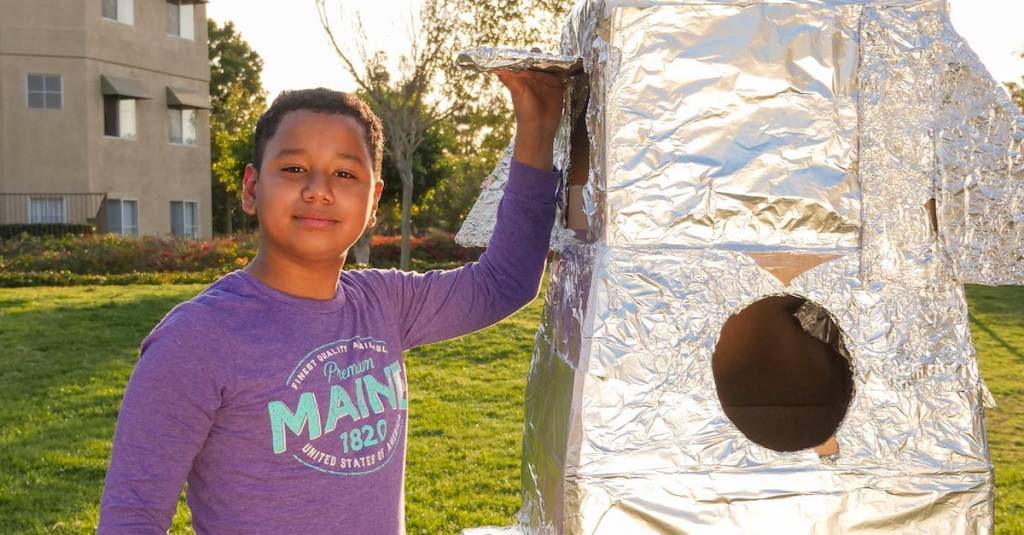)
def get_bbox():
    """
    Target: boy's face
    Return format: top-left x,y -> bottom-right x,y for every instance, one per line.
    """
241,110 -> 383,266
